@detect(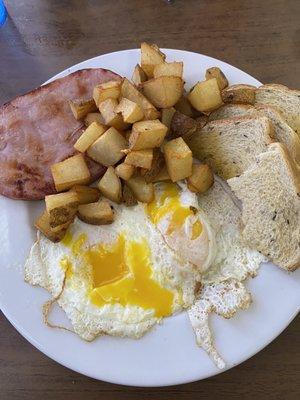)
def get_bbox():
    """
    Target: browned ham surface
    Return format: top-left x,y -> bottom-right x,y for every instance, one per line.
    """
0,68 -> 120,200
